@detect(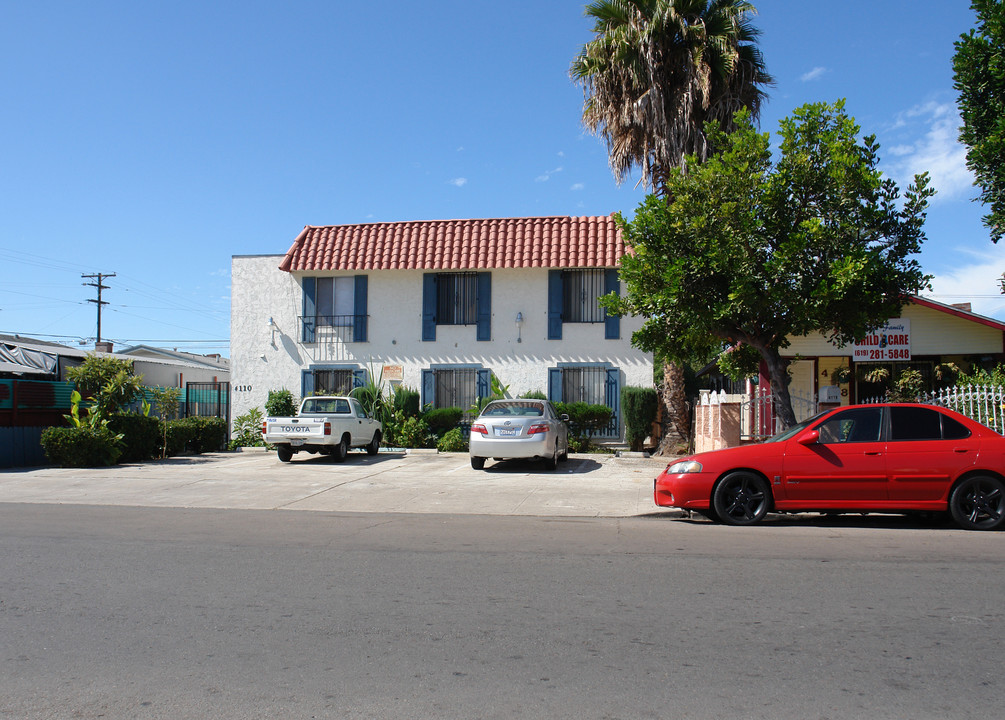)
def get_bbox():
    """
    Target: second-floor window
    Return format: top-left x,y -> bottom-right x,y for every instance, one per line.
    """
316,277 -> 355,327
562,269 -> 606,323
422,272 -> 491,342
437,273 -> 478,325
